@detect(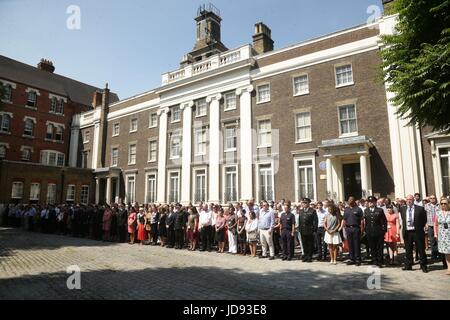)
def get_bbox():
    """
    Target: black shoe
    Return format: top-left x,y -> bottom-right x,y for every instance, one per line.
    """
347,261 -> 355,265
402,266 -> 413,271
355,262 -> 361,266
287,257 -> 292,261
282,256 -> 287,261
421,265 -> 428,273
268,256 -> 275,260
